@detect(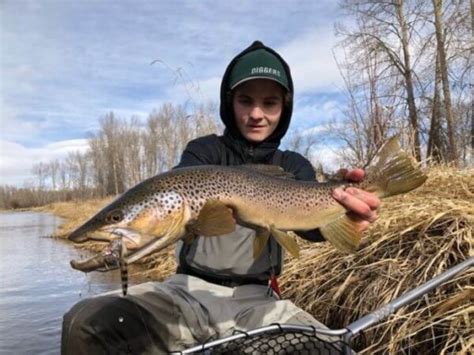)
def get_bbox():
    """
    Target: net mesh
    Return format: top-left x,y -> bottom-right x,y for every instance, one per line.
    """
187,326 -> 351,354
